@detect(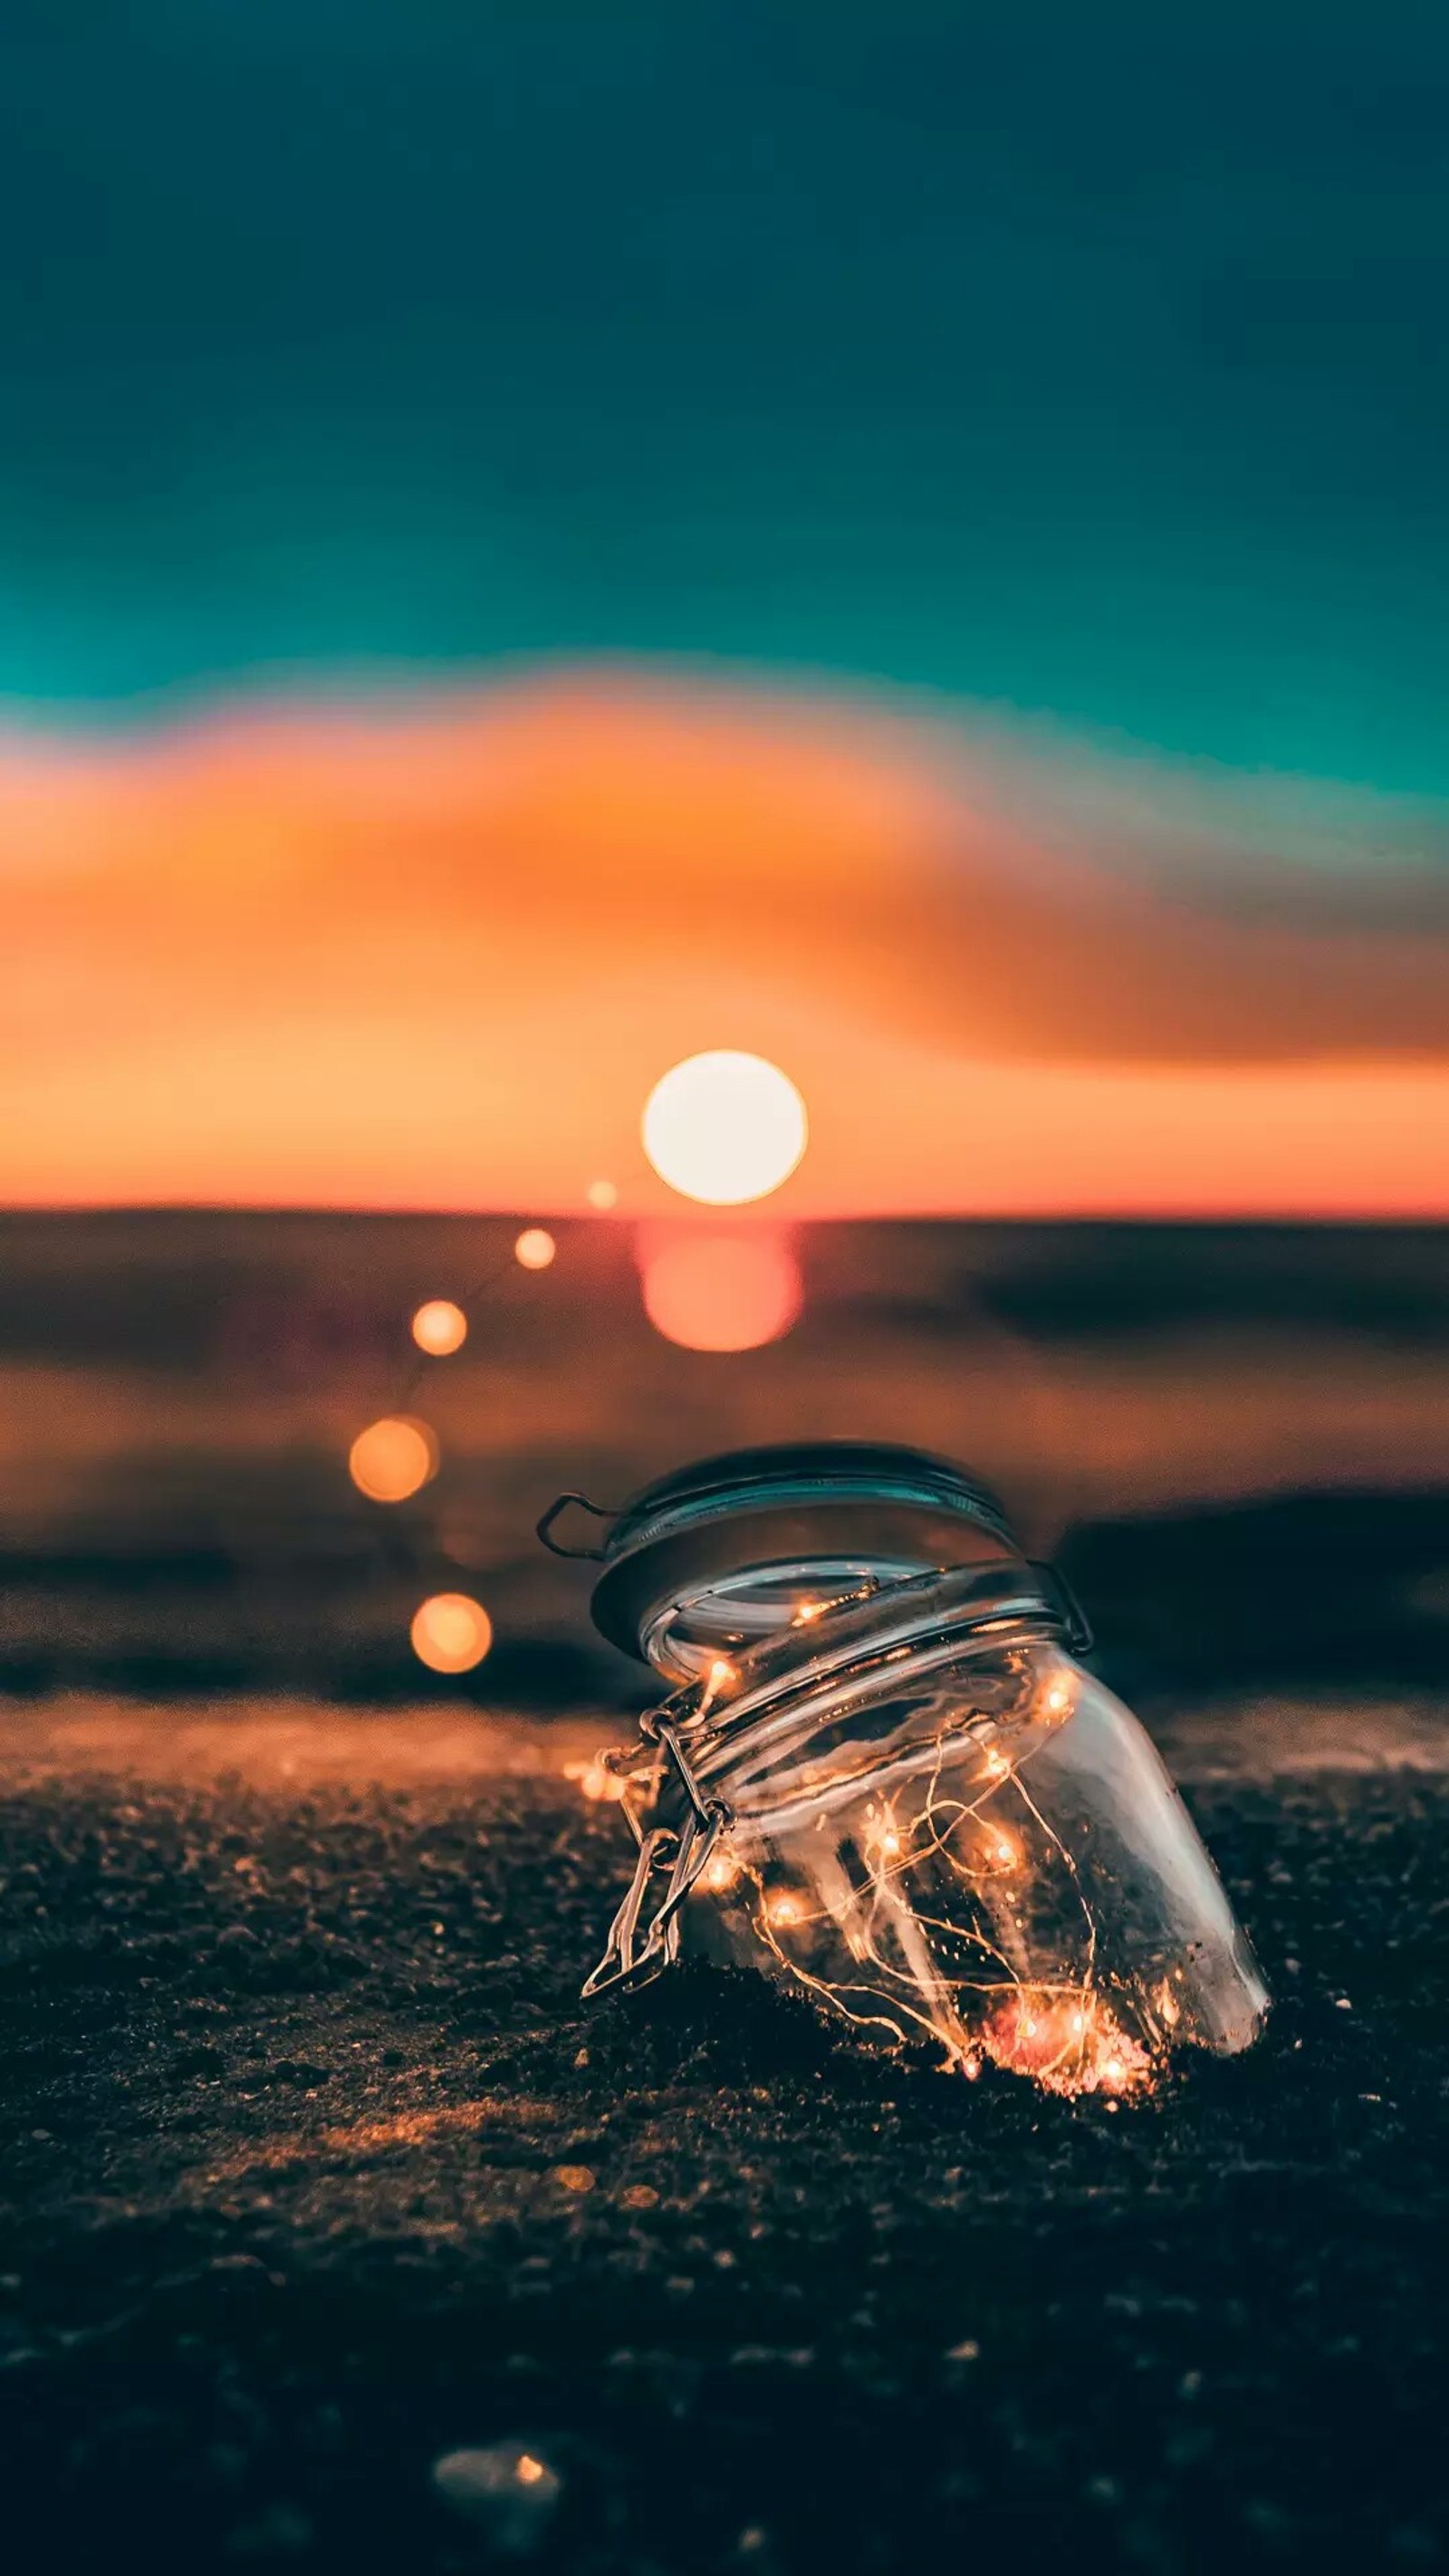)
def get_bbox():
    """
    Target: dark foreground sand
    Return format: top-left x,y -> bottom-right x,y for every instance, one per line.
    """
3,1701 -> 1445,2573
